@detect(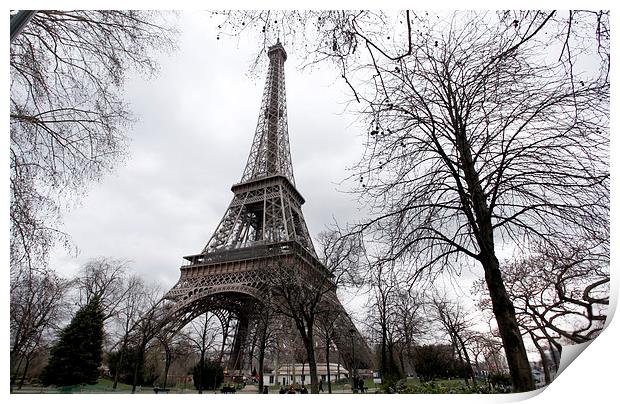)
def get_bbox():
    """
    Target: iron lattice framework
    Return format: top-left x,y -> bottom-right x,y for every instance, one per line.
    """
203,42 -> 315,255
241,43 -> 295,185
161,42 -> 371,374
